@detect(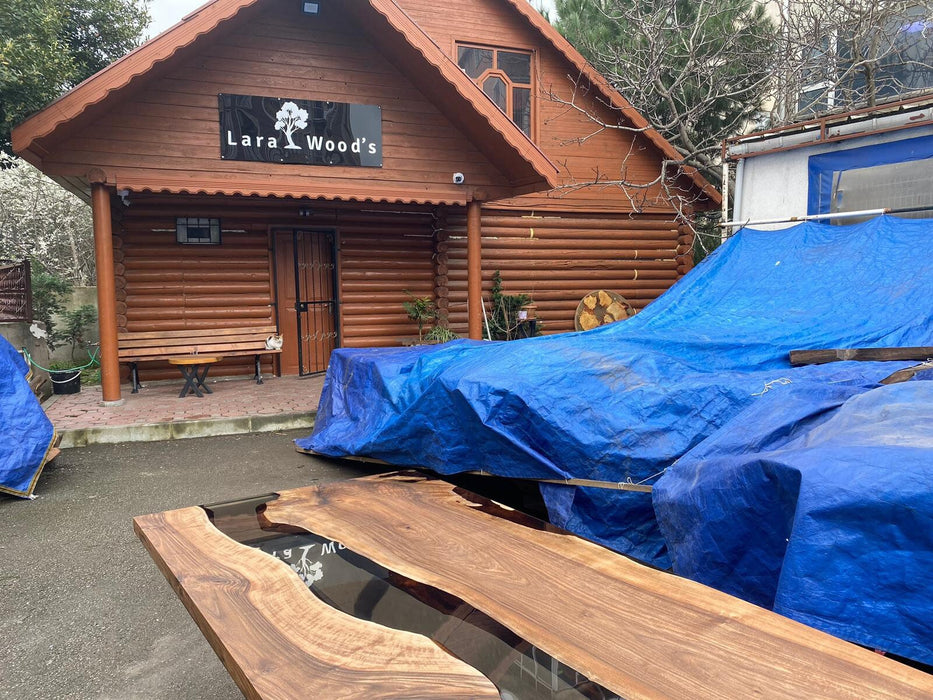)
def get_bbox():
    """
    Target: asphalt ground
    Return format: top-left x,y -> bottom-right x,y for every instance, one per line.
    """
0,430 -> 380,699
